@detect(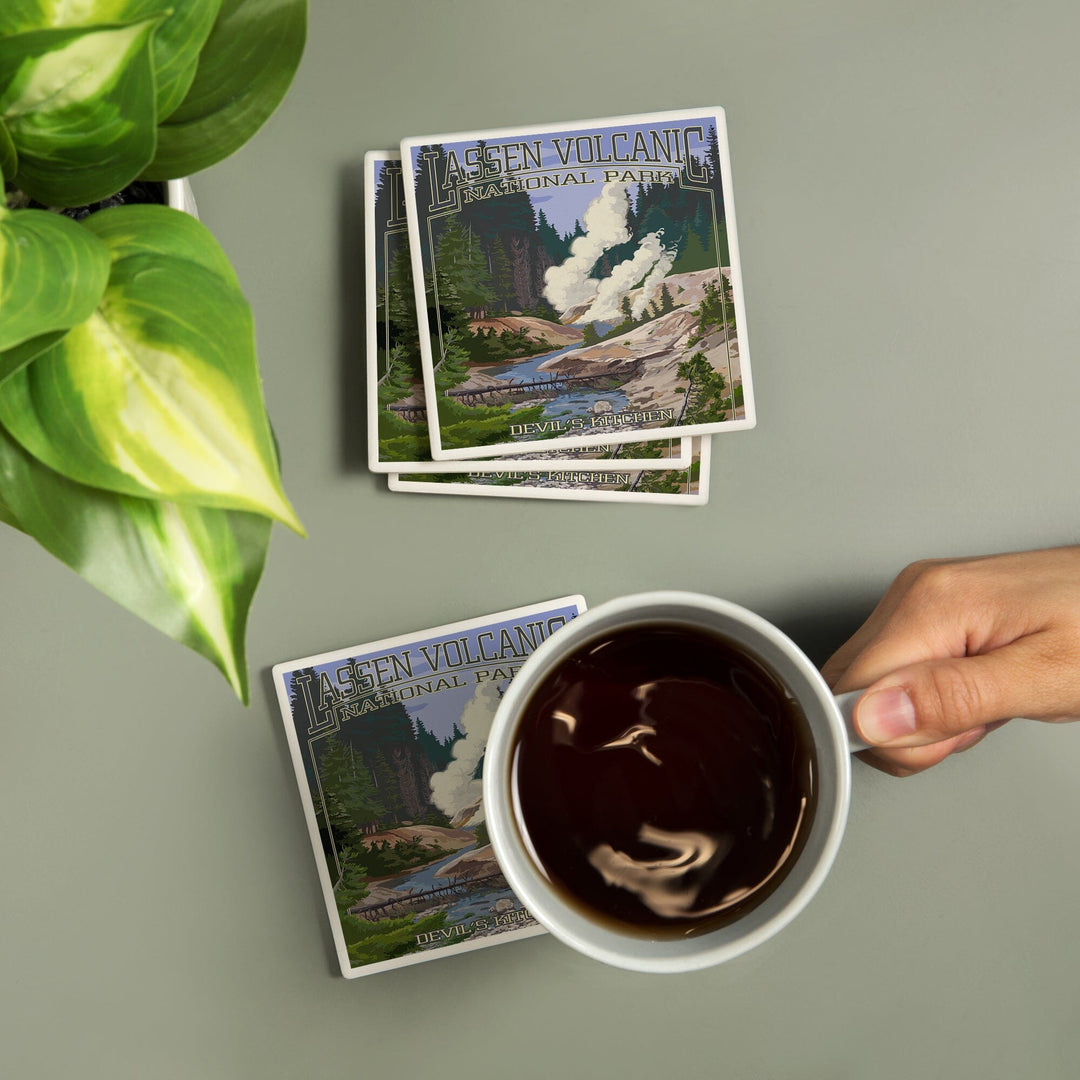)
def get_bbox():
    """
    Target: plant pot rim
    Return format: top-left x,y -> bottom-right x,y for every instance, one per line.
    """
166,178 -> 198,219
